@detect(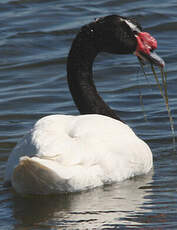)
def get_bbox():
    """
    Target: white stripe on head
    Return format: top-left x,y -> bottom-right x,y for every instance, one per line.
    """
120,18 -> 141,33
